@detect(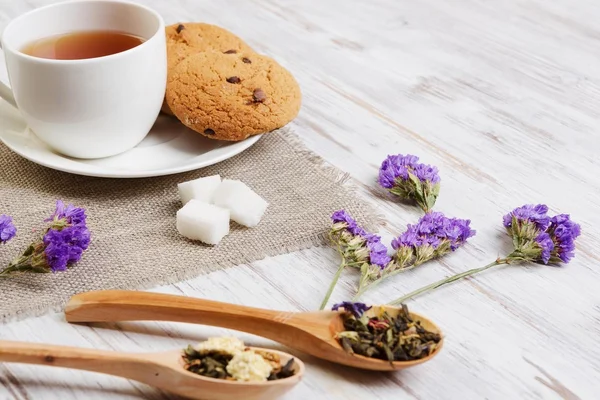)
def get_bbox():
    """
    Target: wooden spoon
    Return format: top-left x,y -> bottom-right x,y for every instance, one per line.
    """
65,290 -> 443,371
0,341 -> 303,400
